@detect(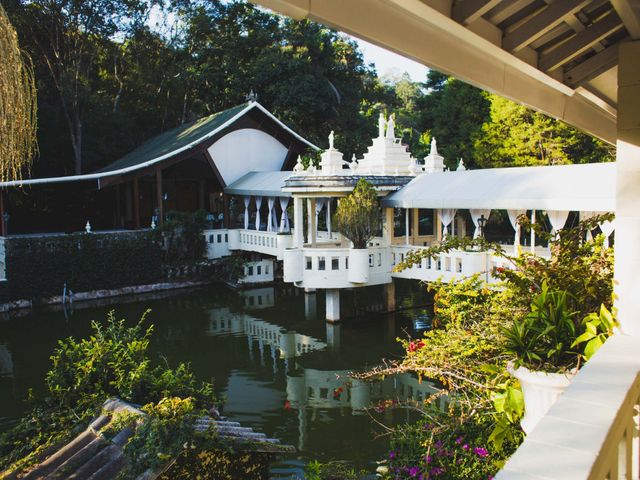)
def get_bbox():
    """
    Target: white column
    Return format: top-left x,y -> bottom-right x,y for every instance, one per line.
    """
326,288 -> 340,322
405,208 -> 410,245
615,41 -> 640,336
254,196 -> 263,231
309,198 -> 317,247
293,197 -> 304,247
243,196 -> 251,230
530,210 -> 536,254
326,199 -> 332,236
